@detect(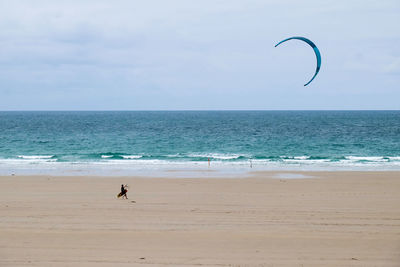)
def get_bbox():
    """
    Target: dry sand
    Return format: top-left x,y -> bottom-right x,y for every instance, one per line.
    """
1,171 -> 400,266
